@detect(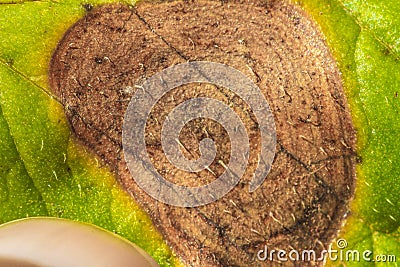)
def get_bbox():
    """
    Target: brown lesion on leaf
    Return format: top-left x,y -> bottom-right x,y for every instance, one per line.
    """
49,0 -> 357,266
